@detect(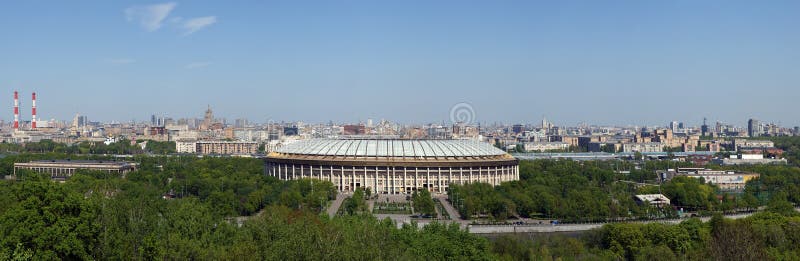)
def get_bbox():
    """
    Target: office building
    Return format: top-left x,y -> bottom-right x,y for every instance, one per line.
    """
748,118 -> 762,137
